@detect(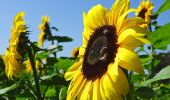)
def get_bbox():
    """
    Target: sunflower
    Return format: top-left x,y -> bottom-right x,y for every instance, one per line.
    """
65,0 -> 150,99
136,0 -> 154,28
72,47 -> 80,58
38,16 -> 51,47
3,12 -> 27,79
